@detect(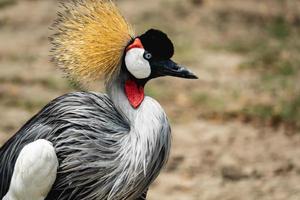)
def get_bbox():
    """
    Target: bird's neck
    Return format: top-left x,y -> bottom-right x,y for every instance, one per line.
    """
105,73 -> 171,198
106,72 -> 143,122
